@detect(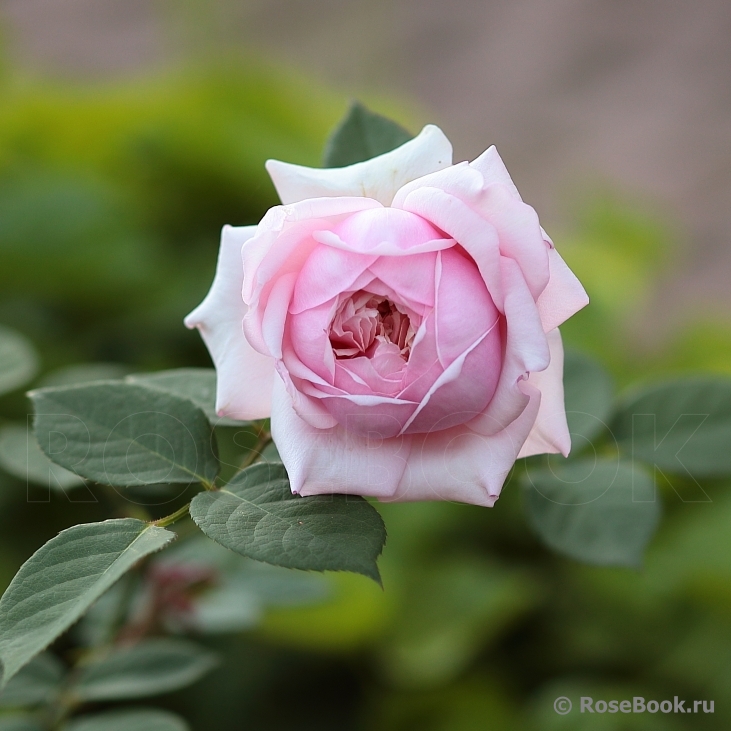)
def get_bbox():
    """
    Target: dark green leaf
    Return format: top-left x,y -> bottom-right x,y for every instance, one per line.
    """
73,639 -> 217,701
522,460 -> 660,567
0,326 -> 39,397
563,348 -> 614,447
0,653 -> 65,708
126,368 -> 246,427
190,463 -> 386,583
611,377 -> 731,477
0,425 -> 85,492
30,382 -> 219,487
39,364 -> 129,388
323,102 -> 413,168
0,519 -> 175,686
0,717 -> 46,731
62,709 -> 188,731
